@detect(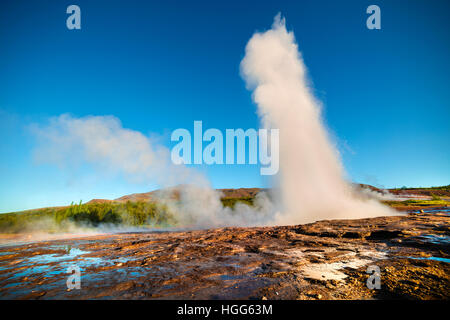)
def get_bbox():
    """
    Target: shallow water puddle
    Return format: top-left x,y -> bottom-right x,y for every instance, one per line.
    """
0,241 -> 151,299
0,245 -> 104,282
415,208 -> 450,215
27,247 -> 90,264
403,256 -> 450,263
417,234 -> 450,245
